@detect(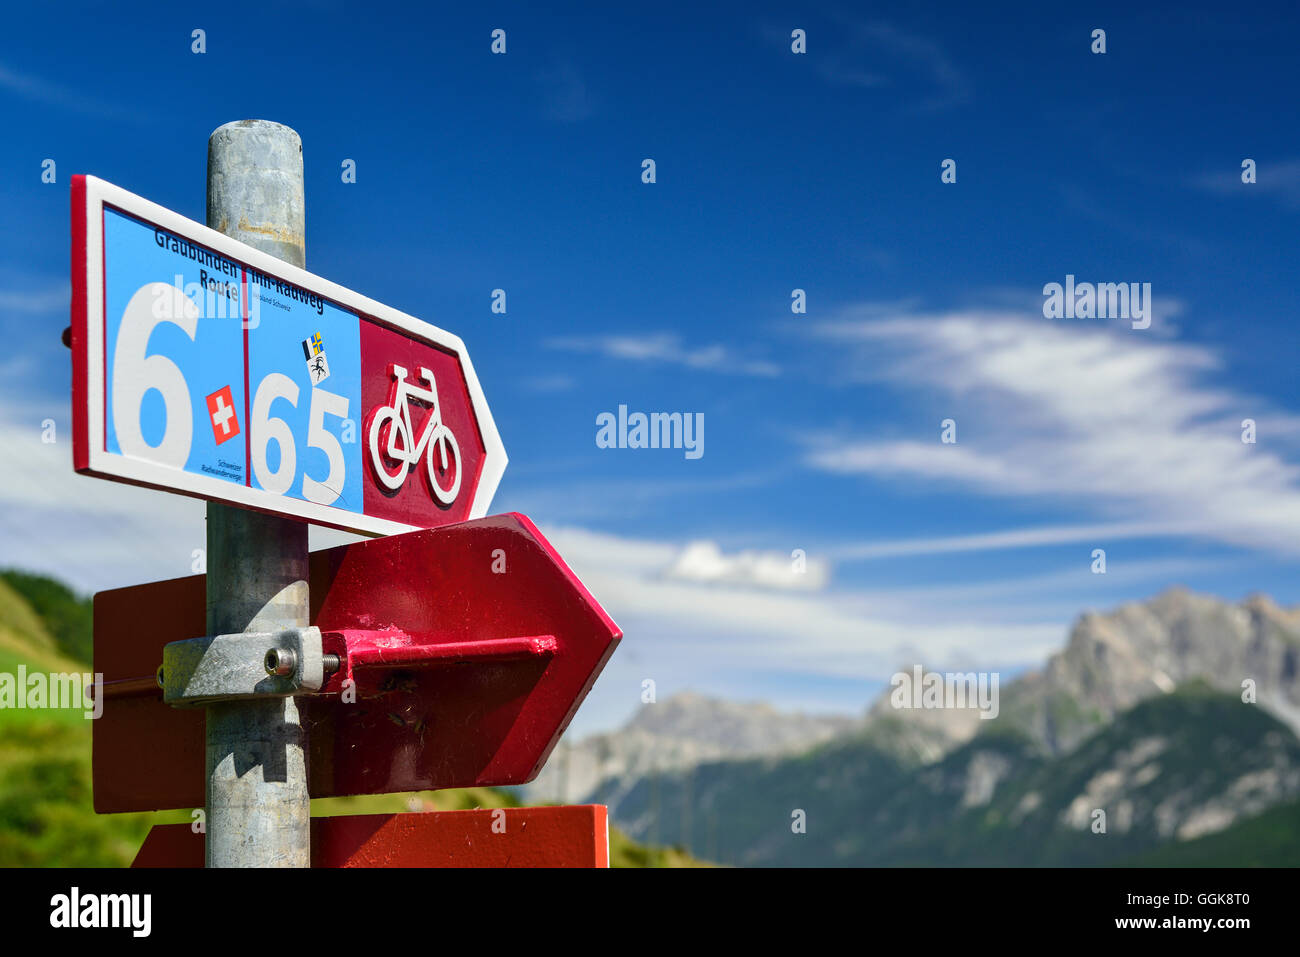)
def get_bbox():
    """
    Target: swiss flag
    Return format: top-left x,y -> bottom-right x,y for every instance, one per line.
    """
206,385 -> 240,445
